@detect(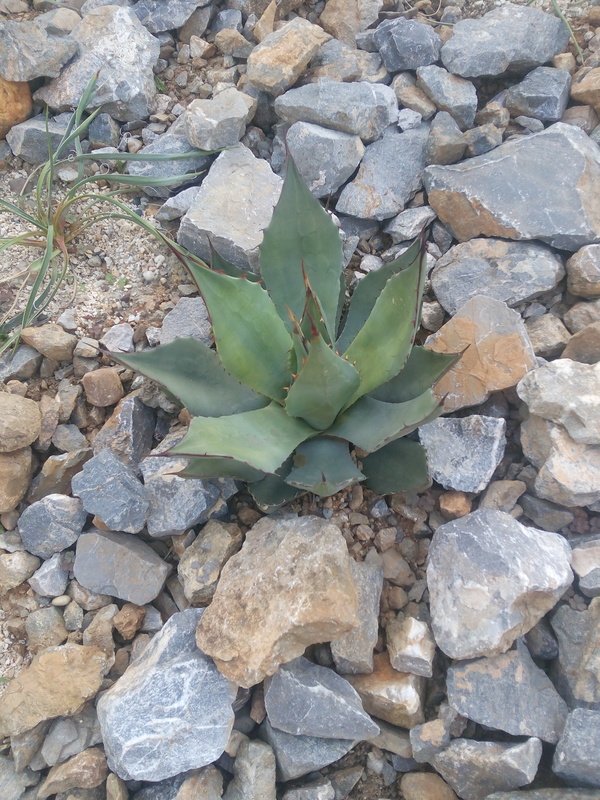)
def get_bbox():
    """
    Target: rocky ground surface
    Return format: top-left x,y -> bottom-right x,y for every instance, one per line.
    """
1,0 -> 600,799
